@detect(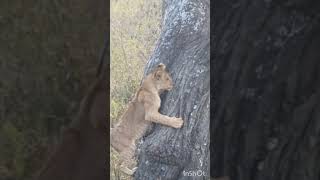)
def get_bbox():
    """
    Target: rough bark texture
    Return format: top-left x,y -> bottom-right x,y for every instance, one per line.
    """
134,0 -> 210,179
212,1 -> 320,180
